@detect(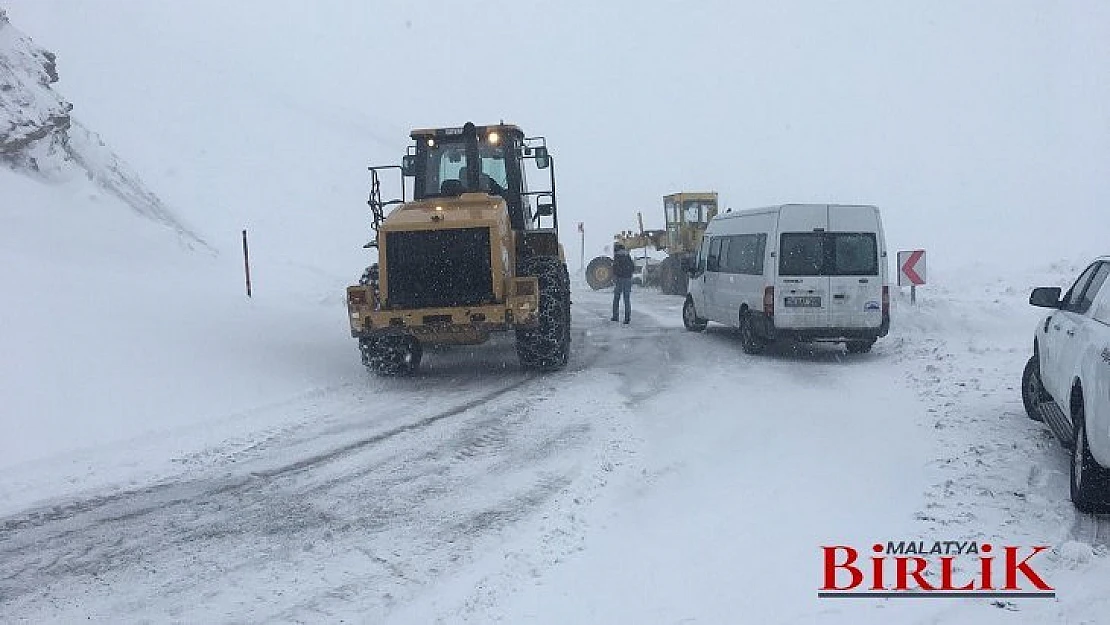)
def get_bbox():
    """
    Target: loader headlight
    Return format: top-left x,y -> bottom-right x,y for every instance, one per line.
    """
487,131 -> 500,145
